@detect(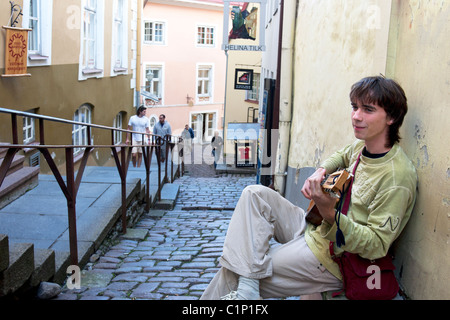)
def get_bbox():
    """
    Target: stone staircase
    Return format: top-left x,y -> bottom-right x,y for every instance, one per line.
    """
0,145 -> 40,210
0,234 -> 57,297
0,145 -> 58,298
